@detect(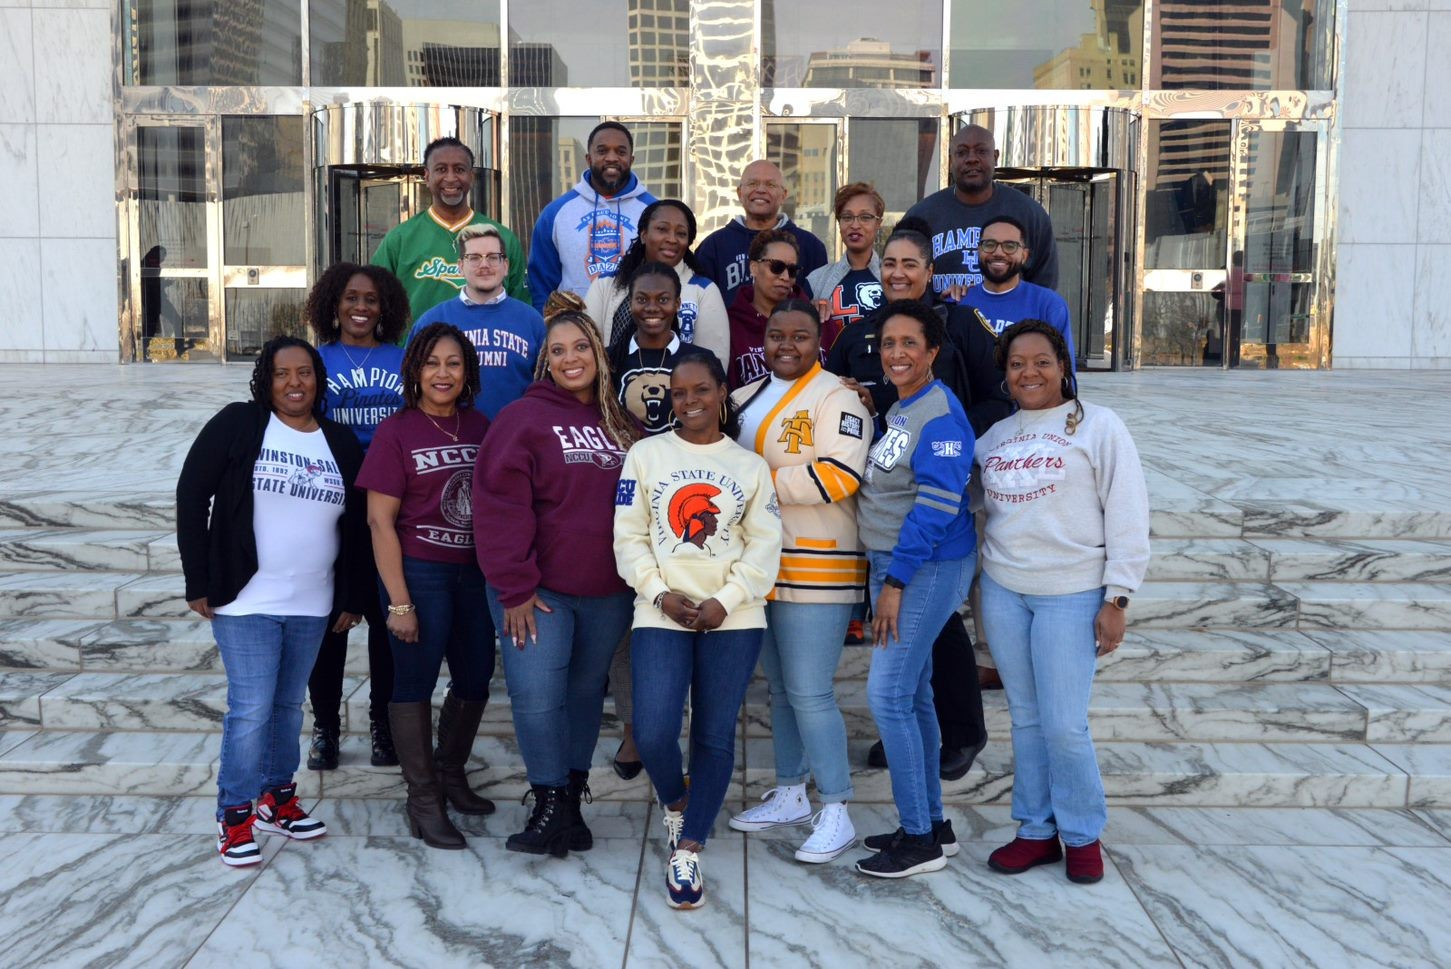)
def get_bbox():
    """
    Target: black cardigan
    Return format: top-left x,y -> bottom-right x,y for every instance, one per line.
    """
176,401 -> 368,614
